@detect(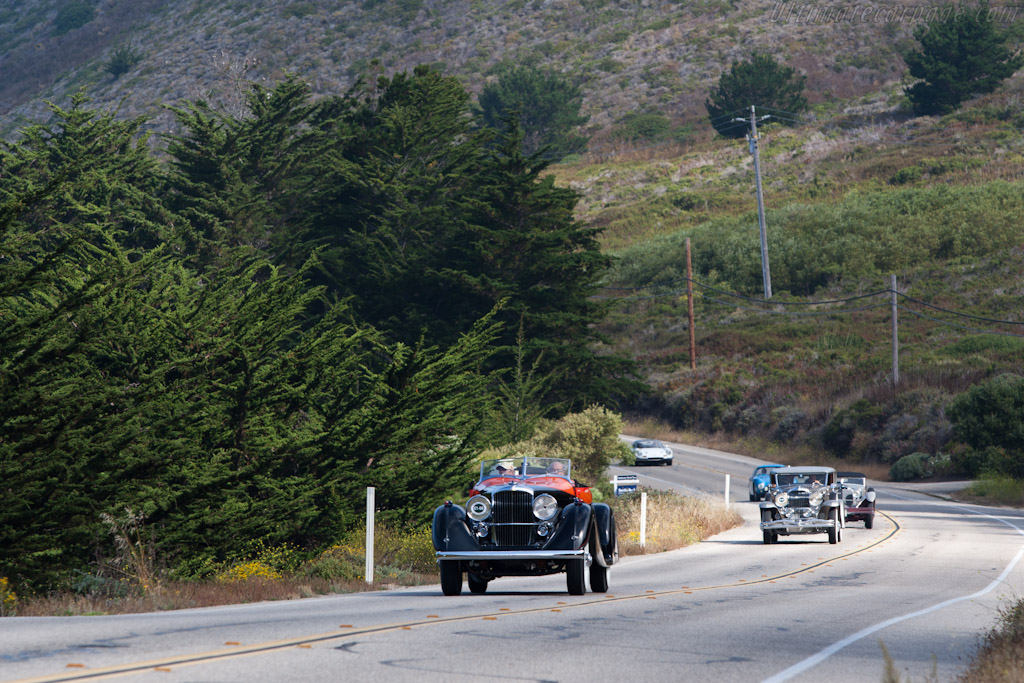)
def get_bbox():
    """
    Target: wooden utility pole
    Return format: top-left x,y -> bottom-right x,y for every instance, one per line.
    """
891,274 -> 899,387
686,237 -> 696,369
734,105 -> 773,299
